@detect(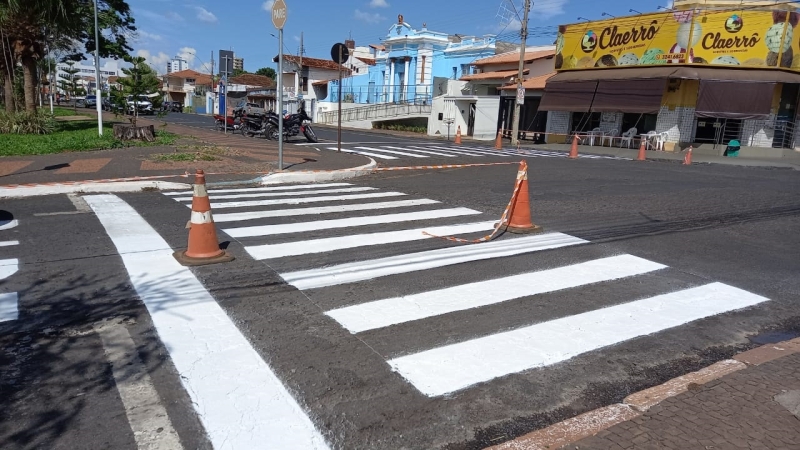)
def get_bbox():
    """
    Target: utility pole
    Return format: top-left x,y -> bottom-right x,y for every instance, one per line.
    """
93,0 -> 103,136
511,0 -> 531,147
